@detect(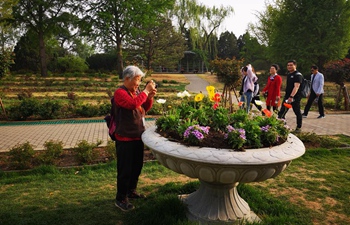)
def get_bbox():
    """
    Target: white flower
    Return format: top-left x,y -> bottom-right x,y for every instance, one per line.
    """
156,99 -> 166,104
182,90 -> 191,97
254,100 -> 263,105
177,90 -> 191,98
177,92 -> 185,98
